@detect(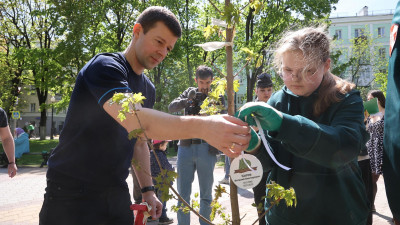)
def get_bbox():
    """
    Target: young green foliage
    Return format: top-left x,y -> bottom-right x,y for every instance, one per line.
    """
199,77 -> 239,115
109,92 -> 146,139
153,169 -> 177,202
266,181 -> 297,207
